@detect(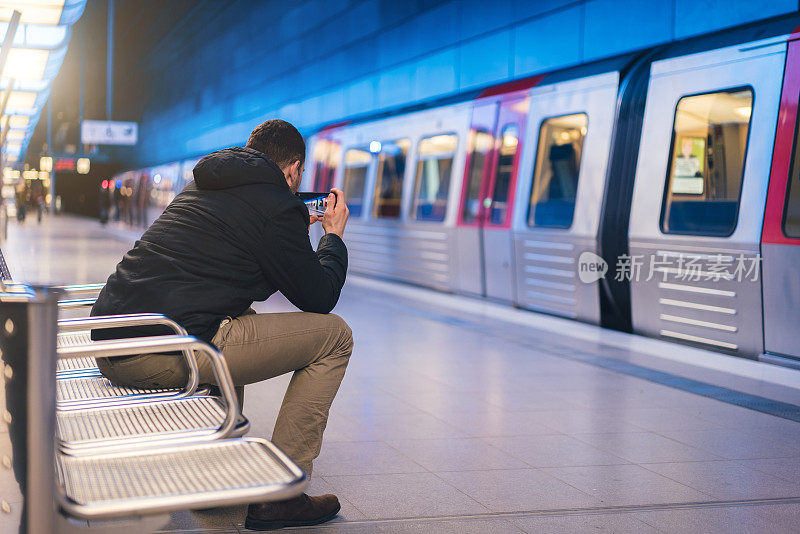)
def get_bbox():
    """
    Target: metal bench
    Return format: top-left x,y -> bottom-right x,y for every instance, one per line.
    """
1,285 -> 306,533
1,251 -> 242,452
57,335 -> 248,455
